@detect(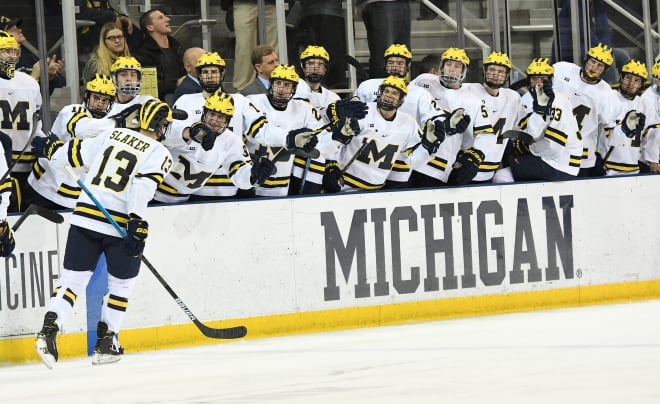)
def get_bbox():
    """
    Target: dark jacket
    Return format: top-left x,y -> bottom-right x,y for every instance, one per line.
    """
16,45 -> 65,95
172,75 -> 202,105
132,34 -> 186,99
239,78 -> 268,97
